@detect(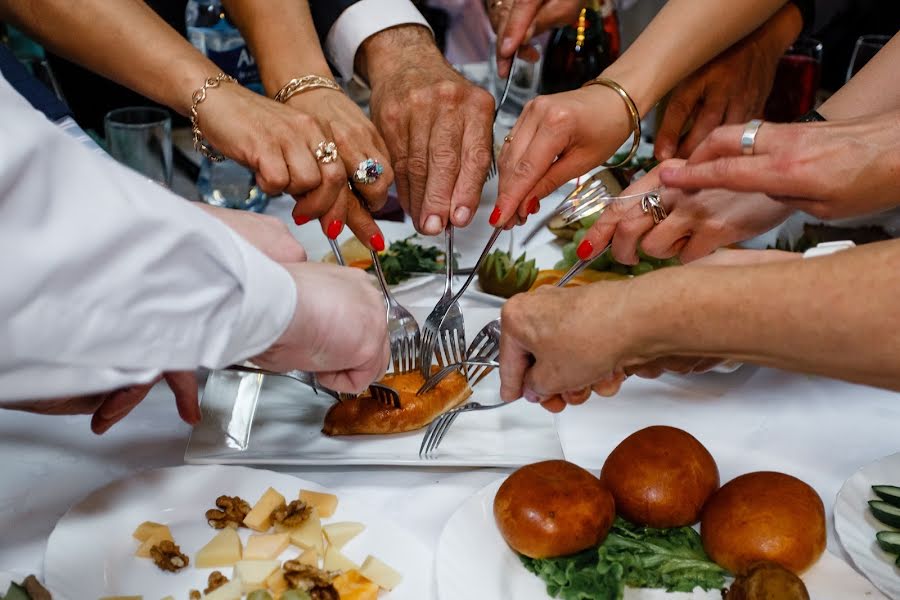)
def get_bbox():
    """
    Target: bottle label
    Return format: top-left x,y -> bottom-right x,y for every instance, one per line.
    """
207,45 -> 261,90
